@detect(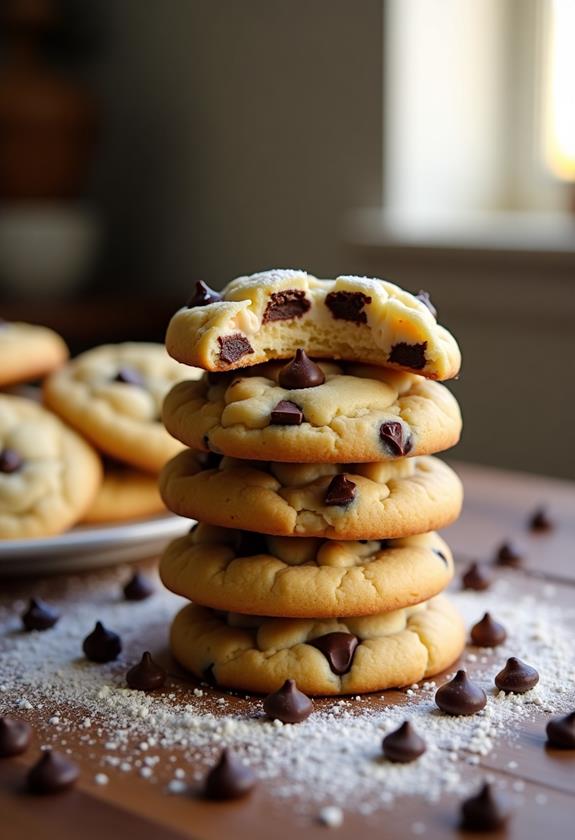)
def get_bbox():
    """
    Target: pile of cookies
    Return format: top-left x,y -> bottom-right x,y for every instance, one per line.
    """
160,269 -> 466,694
